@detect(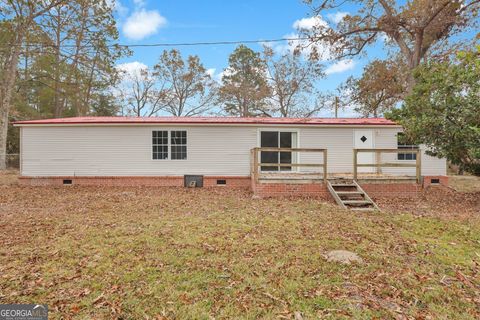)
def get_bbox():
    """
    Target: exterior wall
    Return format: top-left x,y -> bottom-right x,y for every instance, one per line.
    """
298,127 -> 355,173
369,129 -> 447,177
420,149 -> 447,176
21,126 -> 257,177
20,124 -> 447,178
